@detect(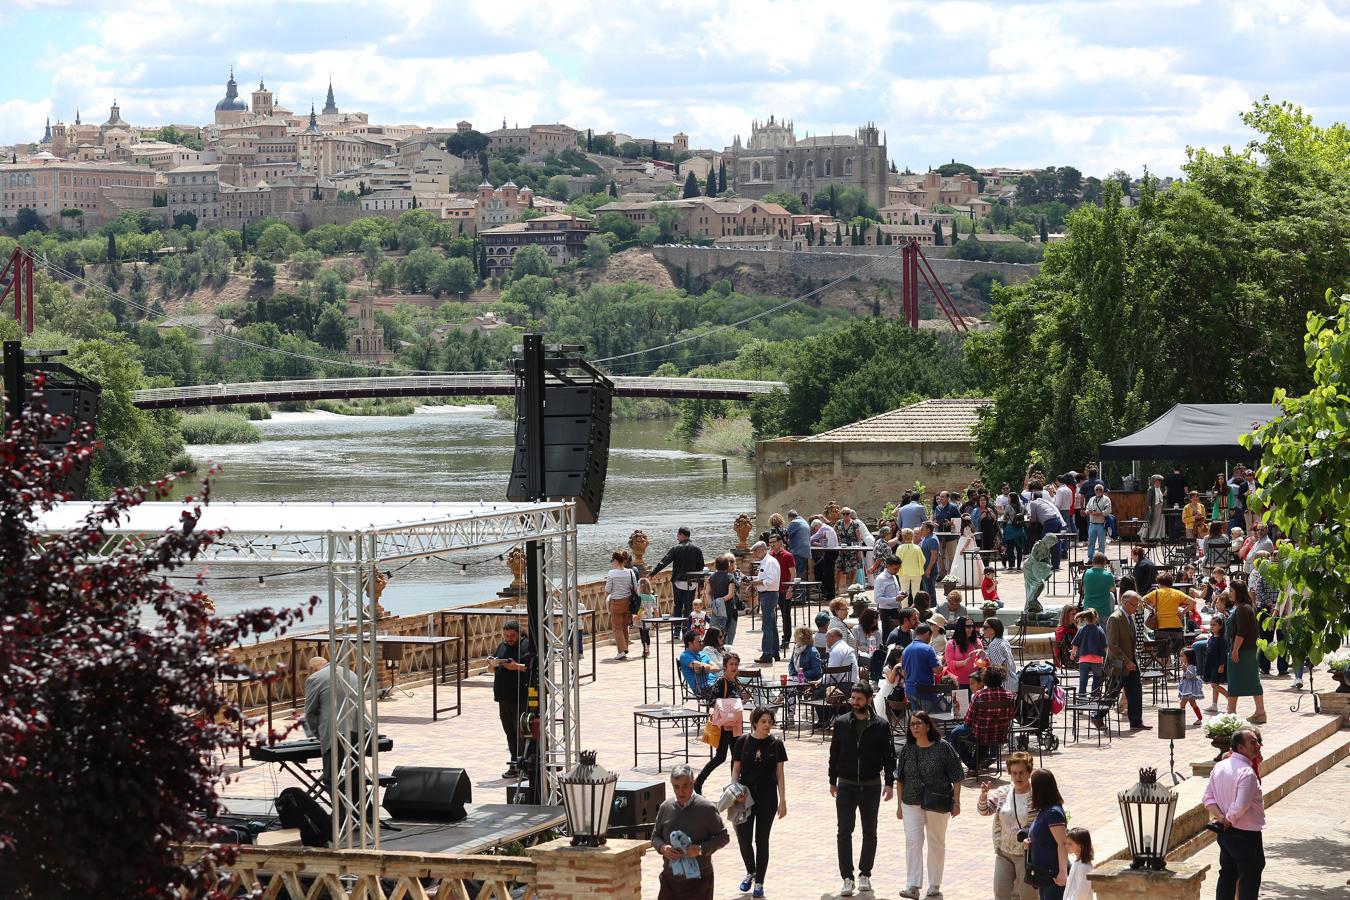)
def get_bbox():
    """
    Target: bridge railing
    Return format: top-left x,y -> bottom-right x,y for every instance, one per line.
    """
131,374 -> 785,407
